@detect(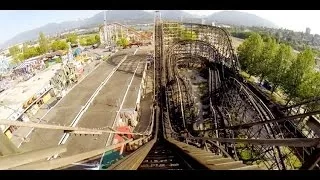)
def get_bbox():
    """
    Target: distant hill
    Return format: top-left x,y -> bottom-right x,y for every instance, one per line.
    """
207,11 -> 278,28
159,10 -> 198,20
0,10 -> 155,49
0,10 -> 278,49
